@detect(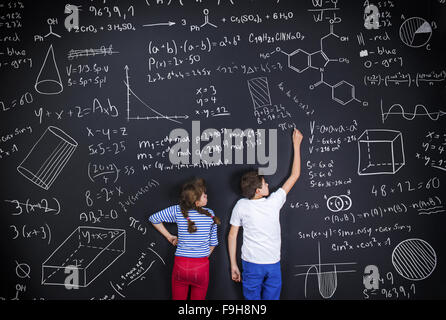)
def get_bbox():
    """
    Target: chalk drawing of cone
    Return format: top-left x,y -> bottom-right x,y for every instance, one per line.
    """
17,126 -> 78,190
35,44 -> 64,95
